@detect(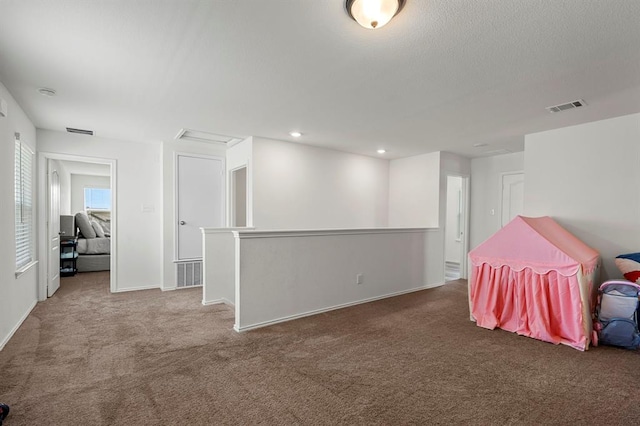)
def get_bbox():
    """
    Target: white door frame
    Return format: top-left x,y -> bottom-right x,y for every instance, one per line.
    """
173,152 -> 225,262
444,174 -> 470,280
37,152 -> 117,299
